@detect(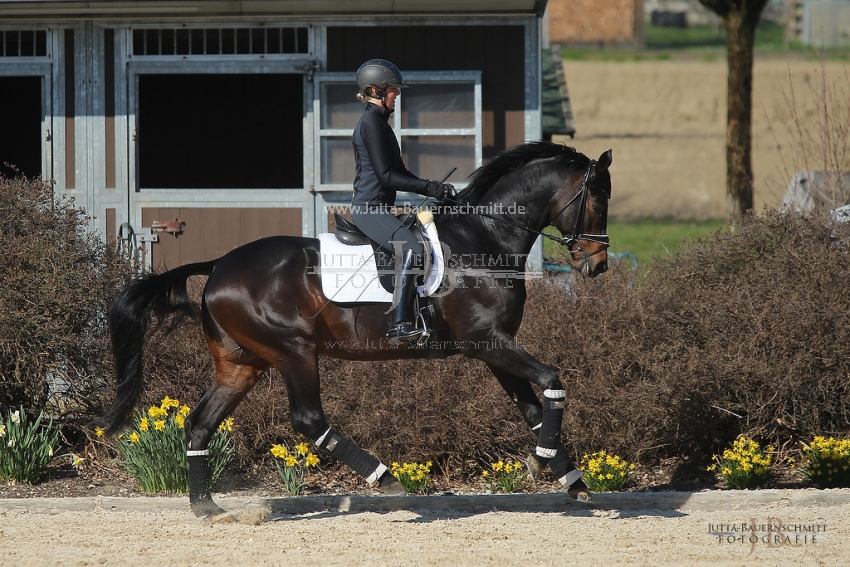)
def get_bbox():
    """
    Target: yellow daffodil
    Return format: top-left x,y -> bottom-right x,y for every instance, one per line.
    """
270,444 -> 289,459
139,417 -> 149,431
179,405 -> 191,417
154,420 -> 166,431
147,406 -> 167,419
129,432 -> 140,443
295,442 -> 309,456
218,417 -> 234,433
